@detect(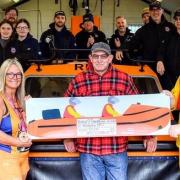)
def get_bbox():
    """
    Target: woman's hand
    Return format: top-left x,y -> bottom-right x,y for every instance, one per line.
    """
169,124 -> 180,138
24,94 -> 32,101
16,137 -> 32,148
161,90 -> 175,109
